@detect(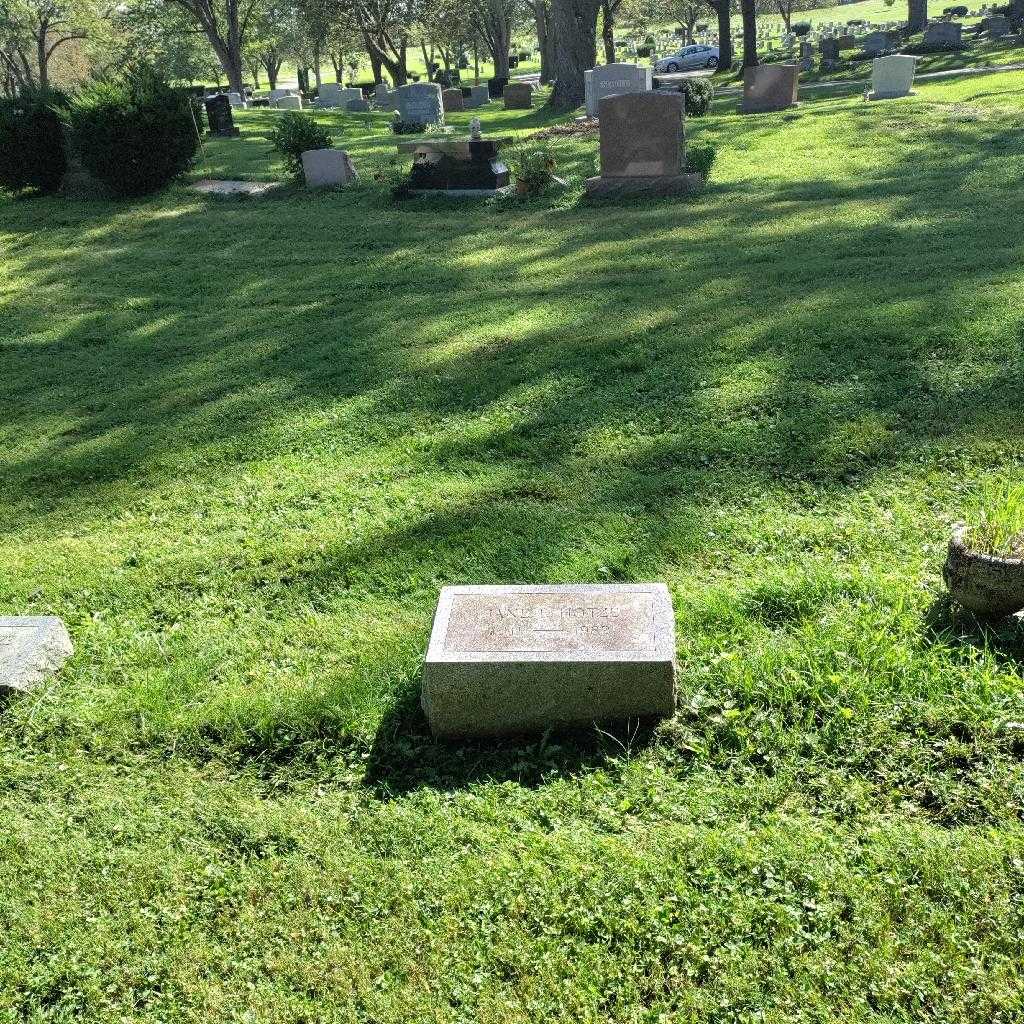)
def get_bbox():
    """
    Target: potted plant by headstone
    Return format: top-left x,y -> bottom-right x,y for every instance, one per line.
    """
509,142 -> 556,195
944,483 -> 1024,618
